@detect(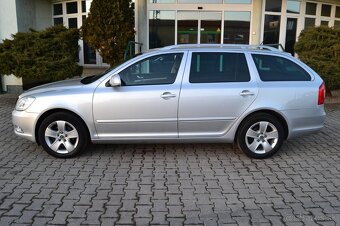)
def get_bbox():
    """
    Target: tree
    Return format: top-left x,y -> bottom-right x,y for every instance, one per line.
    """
295,26 -> 340,94
81,0 -> 135,66
0,25 -> 82,81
